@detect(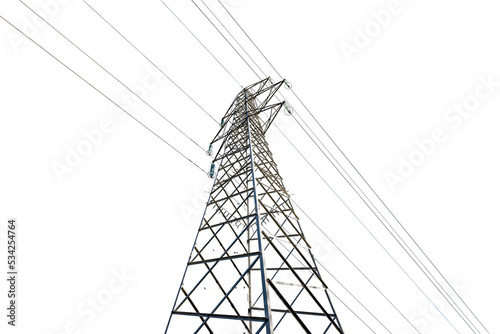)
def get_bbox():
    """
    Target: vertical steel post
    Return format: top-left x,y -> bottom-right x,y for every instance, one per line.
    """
244,89 -> 274,334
